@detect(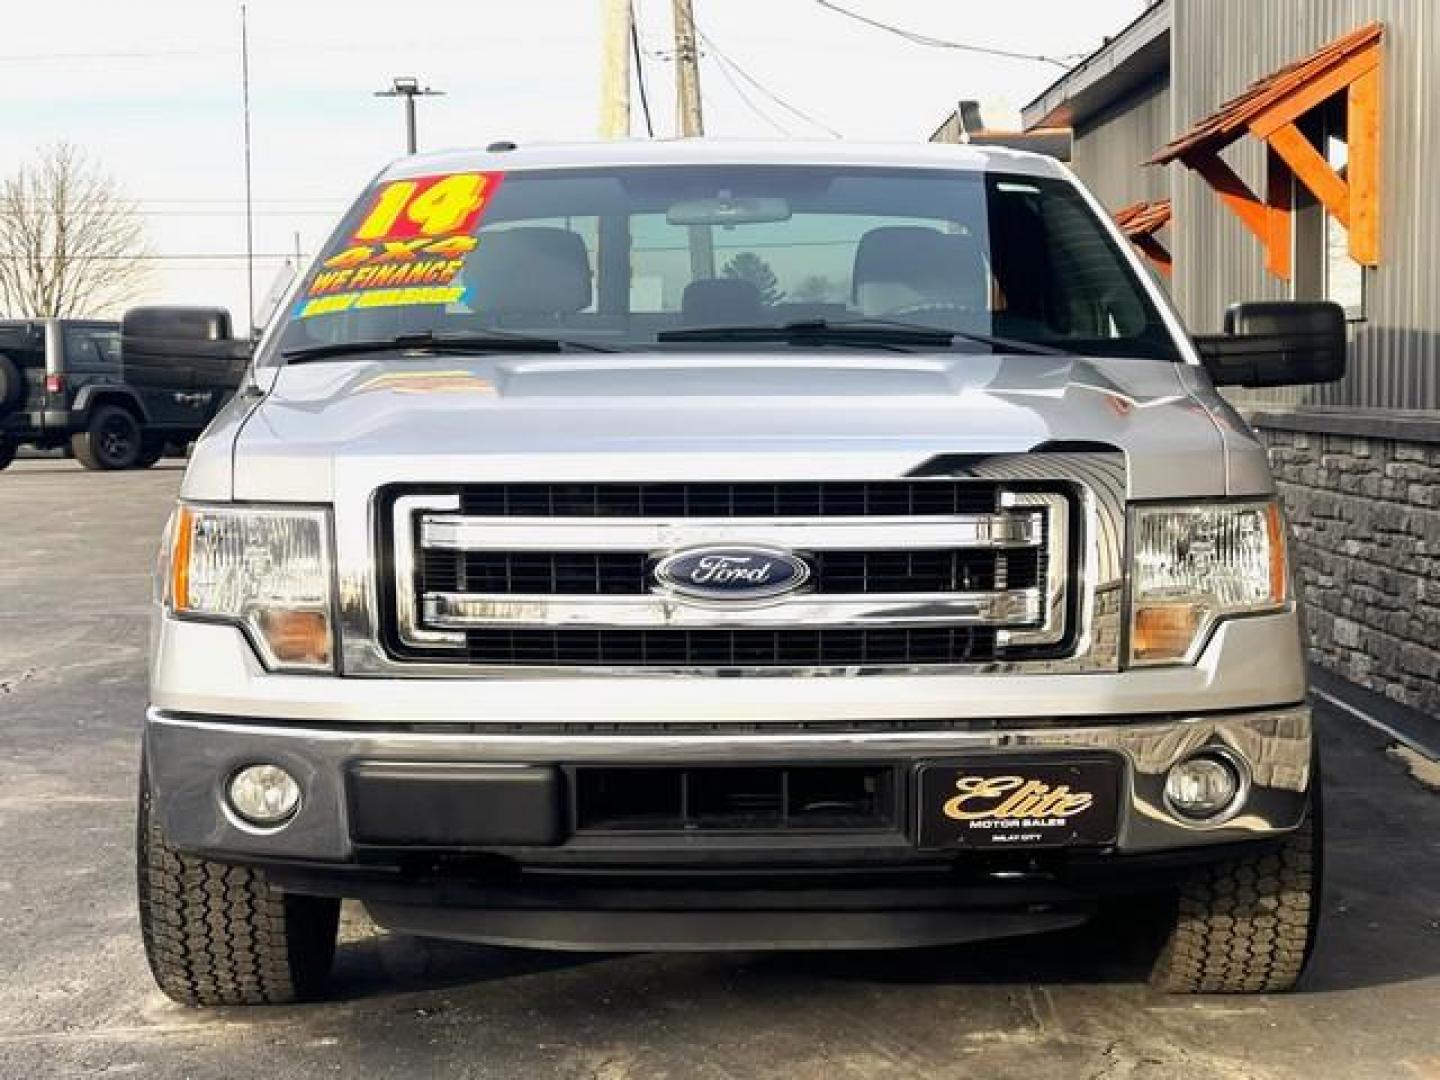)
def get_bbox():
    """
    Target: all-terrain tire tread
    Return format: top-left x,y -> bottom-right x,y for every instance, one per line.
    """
1149,814 -> 1317,994
136,777 -> 339,1006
